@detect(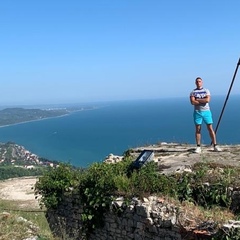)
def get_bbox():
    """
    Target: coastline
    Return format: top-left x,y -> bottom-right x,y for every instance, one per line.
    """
0,107 -> 101,129
1,98 -> 239,168
0,112 -> 71,129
